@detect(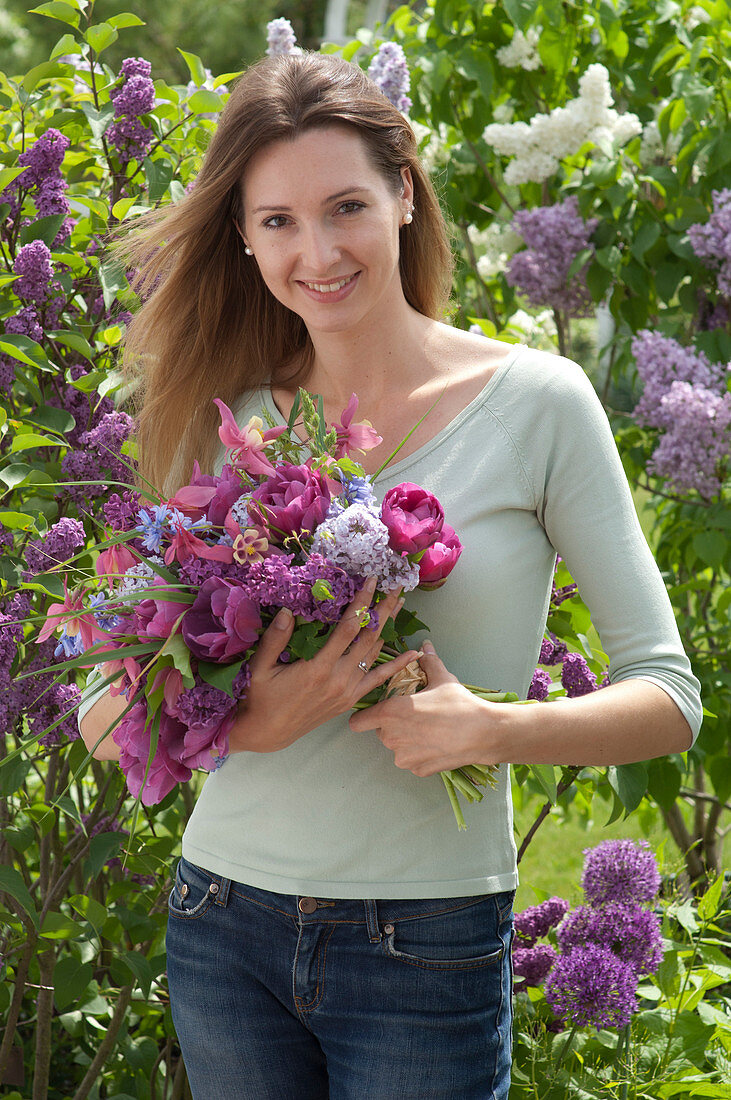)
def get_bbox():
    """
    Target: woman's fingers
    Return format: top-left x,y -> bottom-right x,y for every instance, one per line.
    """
248,605 -> 296,671
356,646 -> 420,695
